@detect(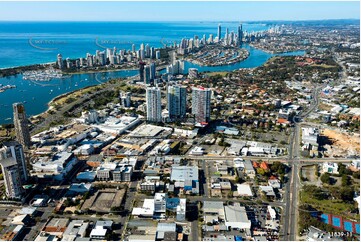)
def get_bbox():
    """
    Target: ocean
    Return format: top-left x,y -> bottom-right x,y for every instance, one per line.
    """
0,21 -> 271,69
0,21 -> 304,124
